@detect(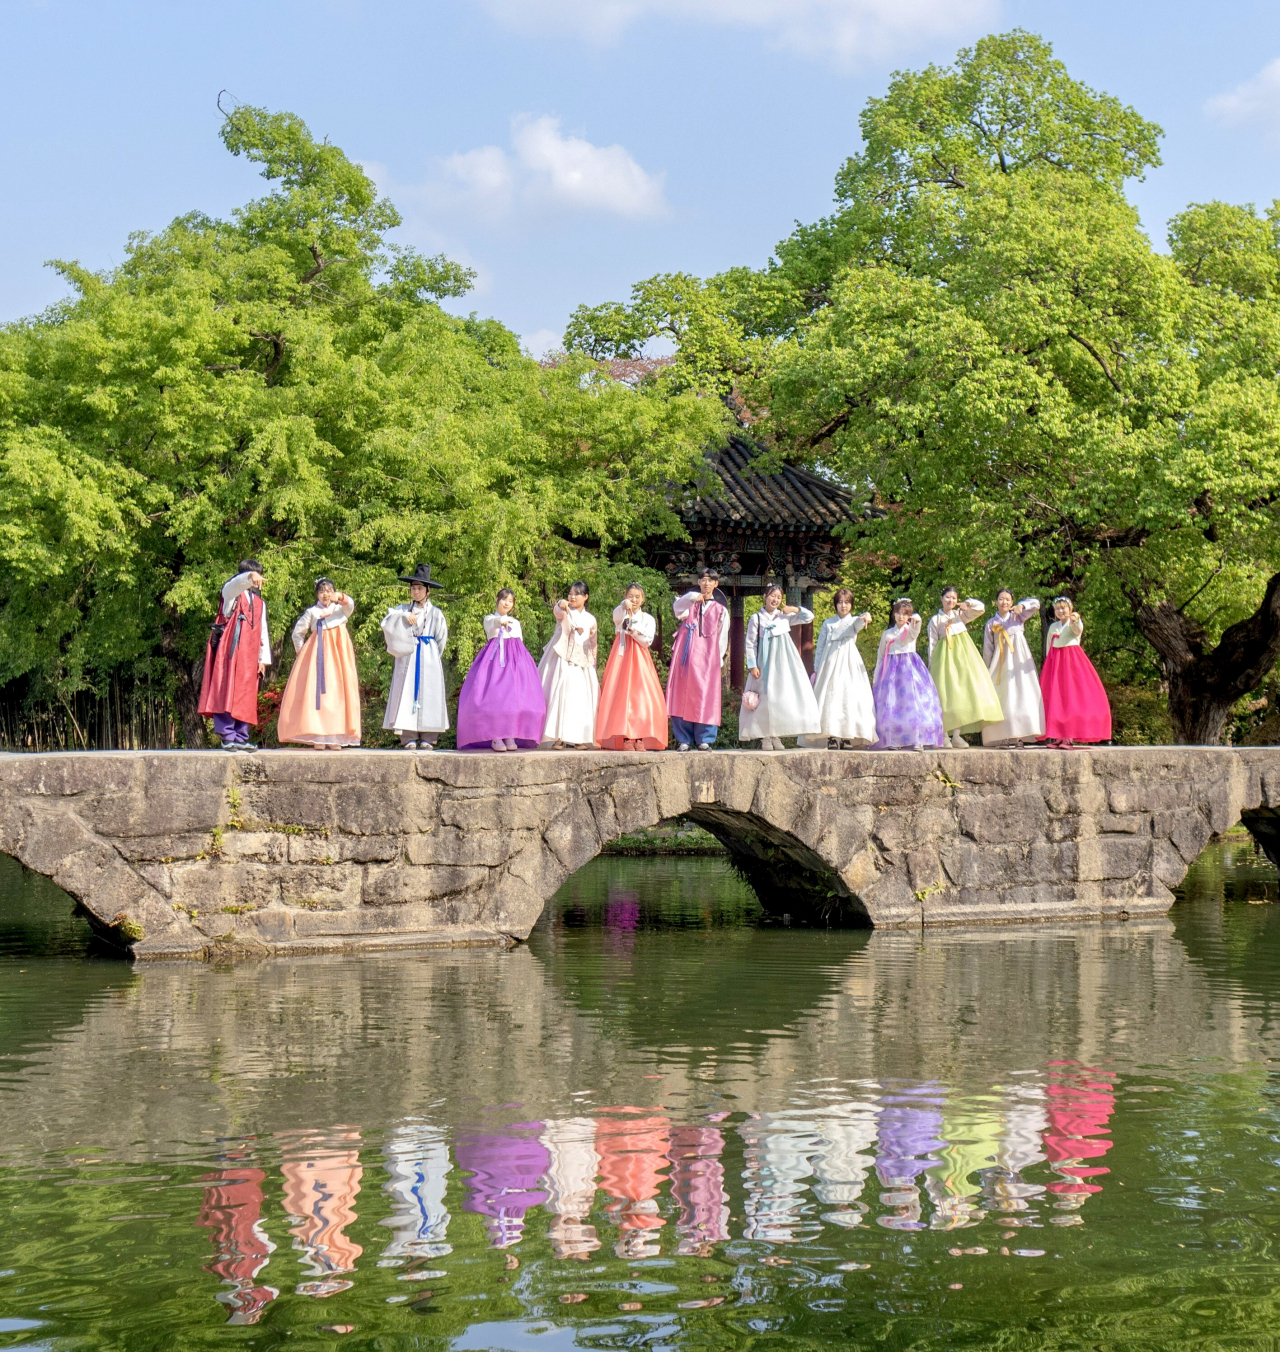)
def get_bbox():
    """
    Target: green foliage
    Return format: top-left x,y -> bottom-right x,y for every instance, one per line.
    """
0,105 -> 726,734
